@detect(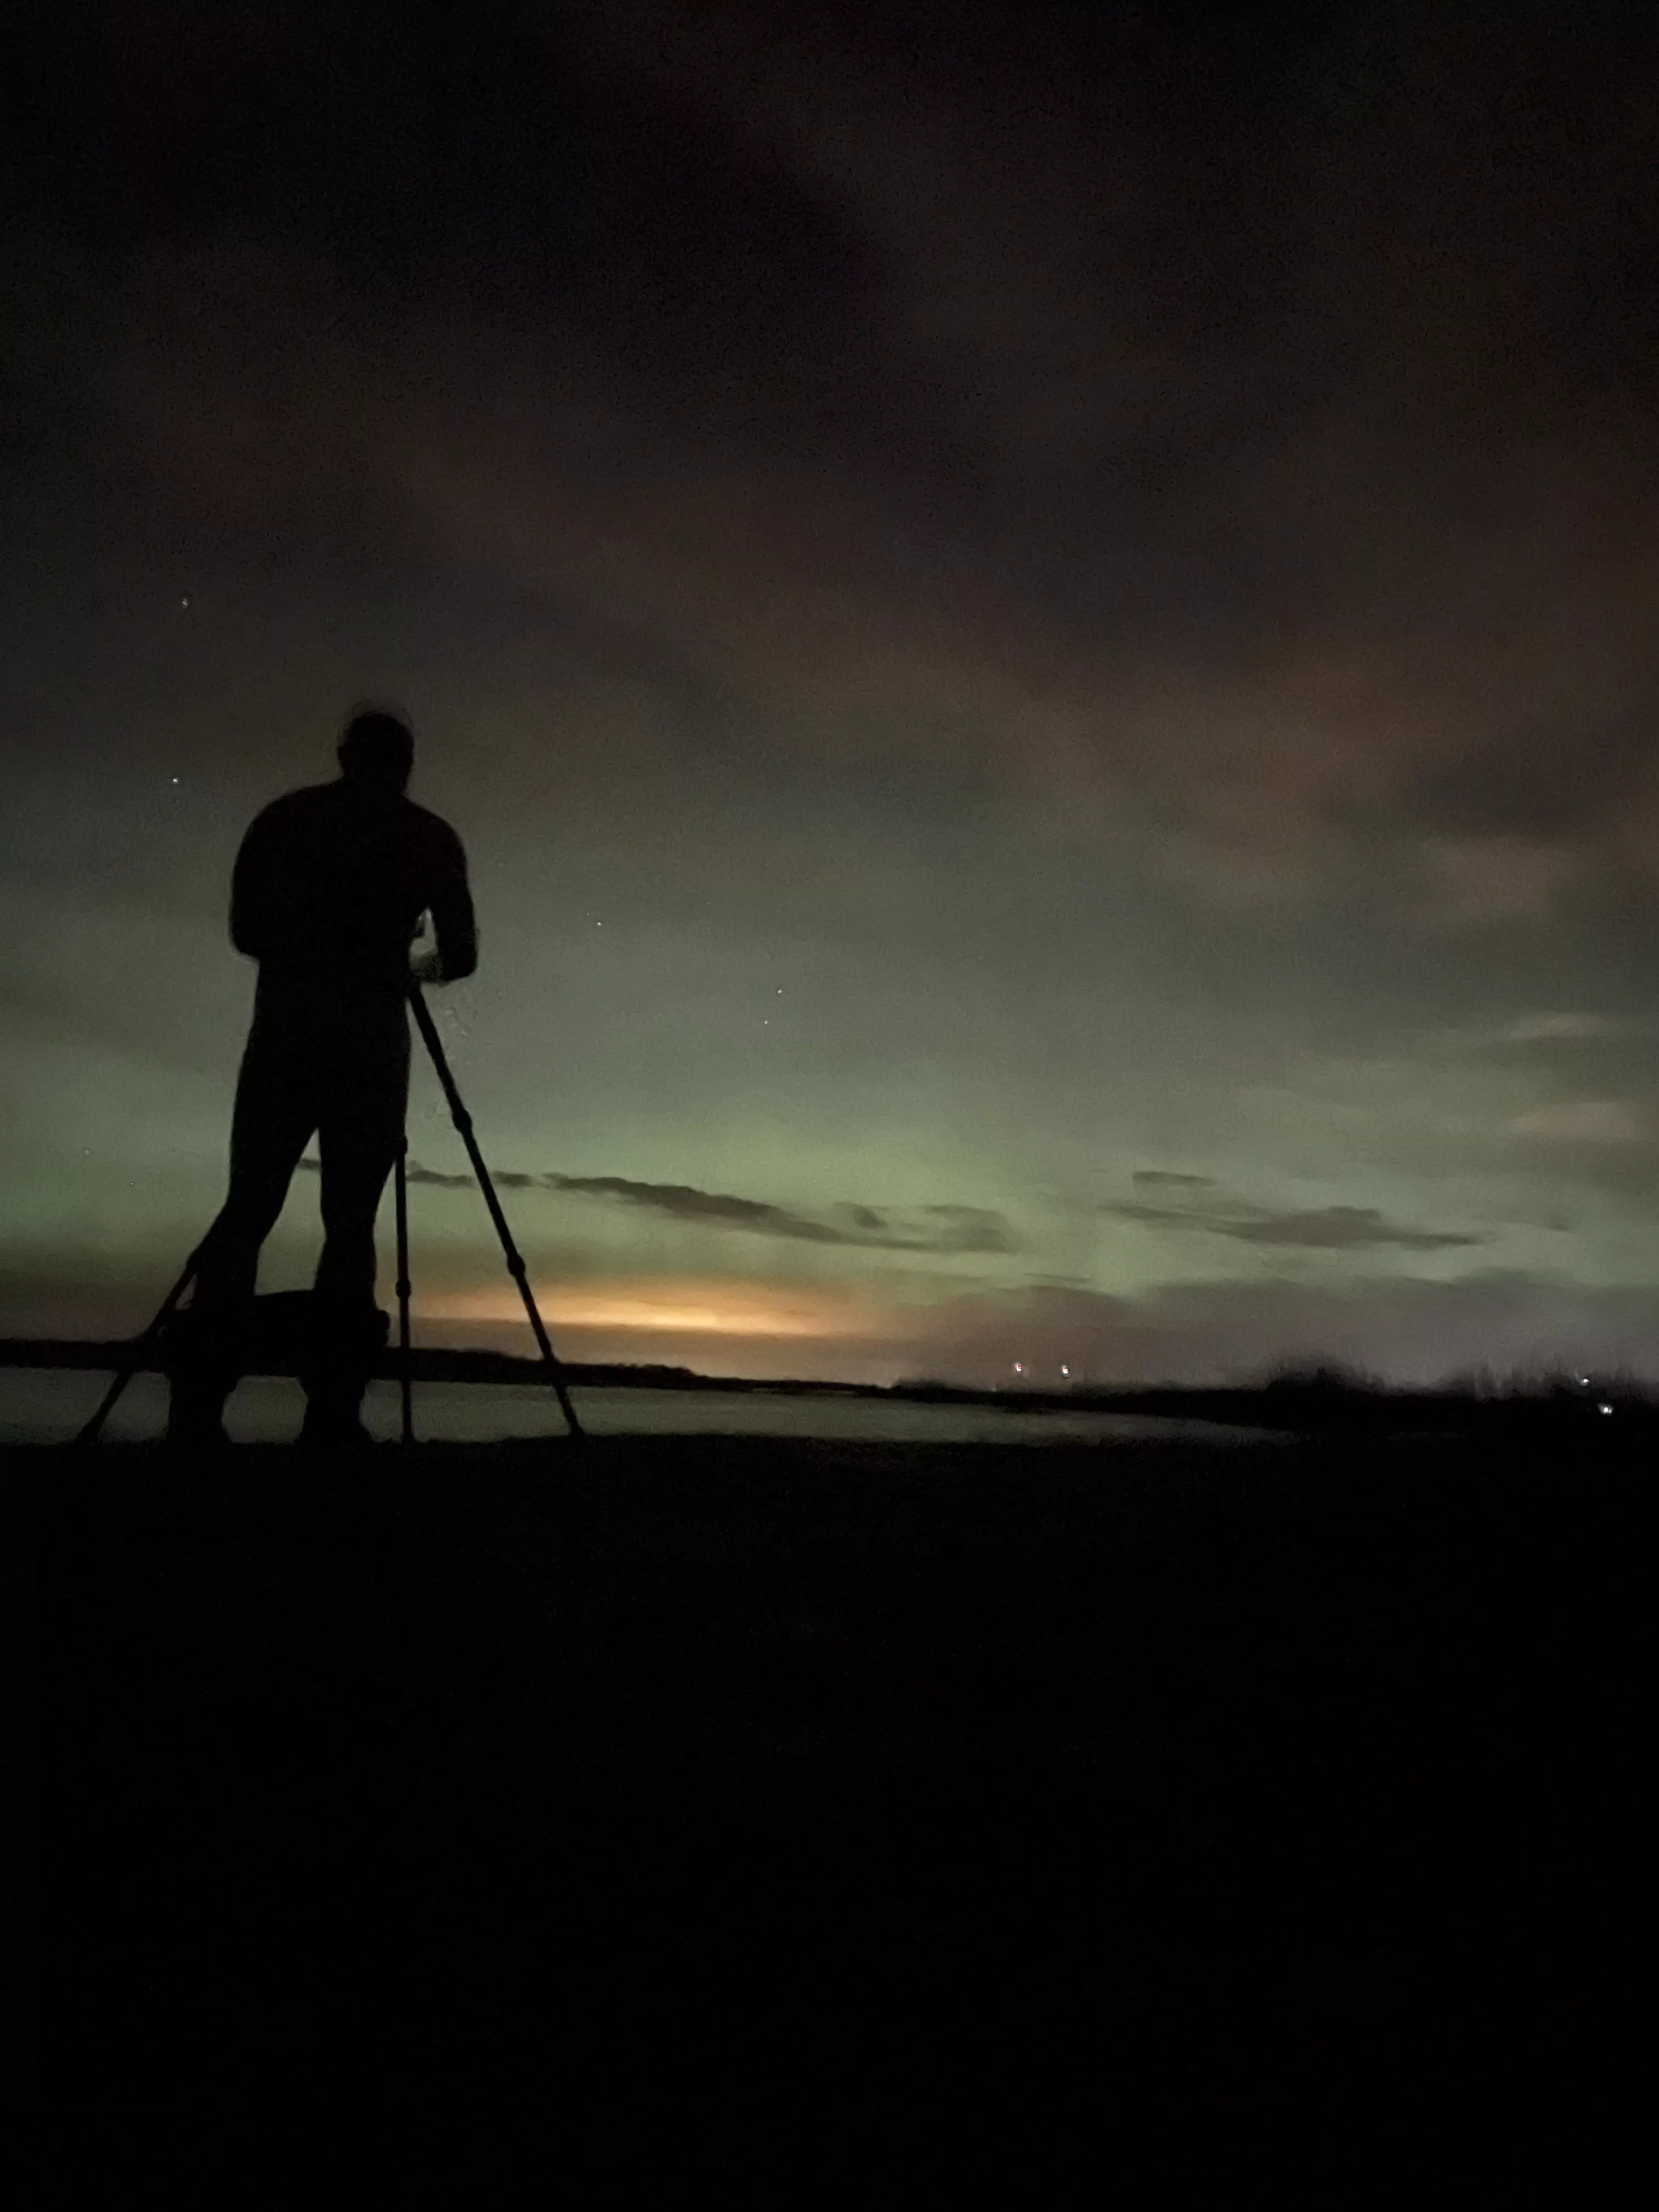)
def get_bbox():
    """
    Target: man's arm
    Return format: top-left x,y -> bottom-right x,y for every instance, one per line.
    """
419,822 -> 478,984
229,810 -> 277,960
